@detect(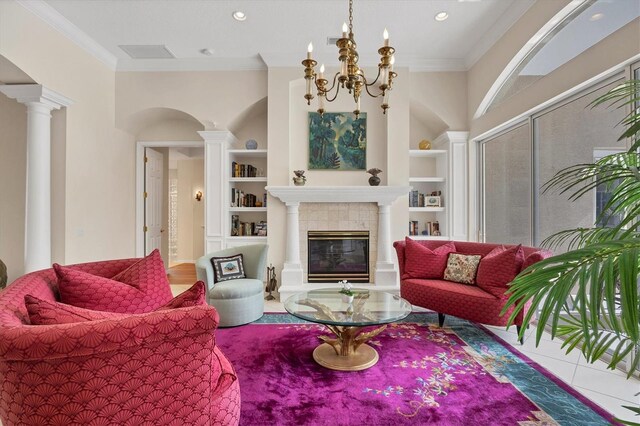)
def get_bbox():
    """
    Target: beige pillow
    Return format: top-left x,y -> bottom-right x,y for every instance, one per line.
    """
443,253 -> 482,285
